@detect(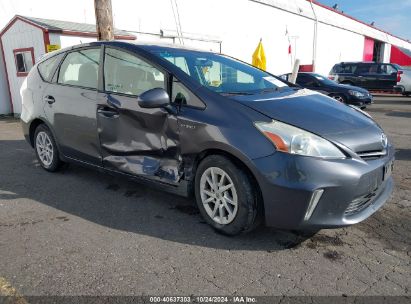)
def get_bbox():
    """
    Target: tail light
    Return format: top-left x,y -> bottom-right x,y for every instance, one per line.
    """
328,75 -> 335,80
397,71 -> 403,82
